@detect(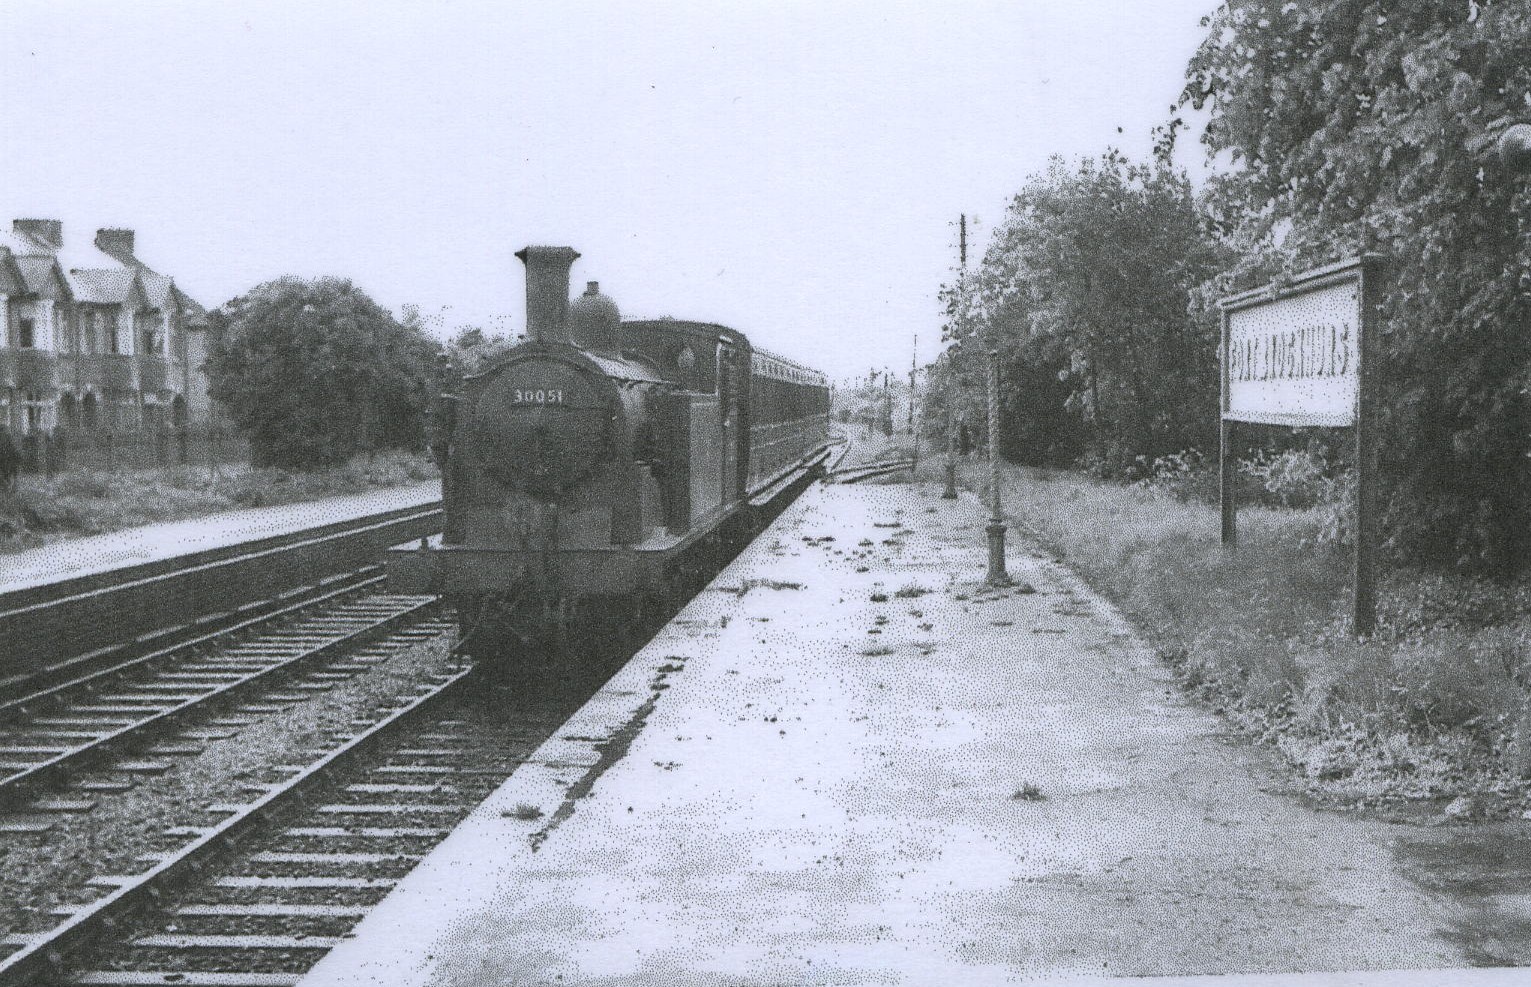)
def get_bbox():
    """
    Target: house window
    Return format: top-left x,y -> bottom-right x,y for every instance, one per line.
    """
109,315 -> 121,354
17,318 -> 34,348
22,391 -> 43,433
